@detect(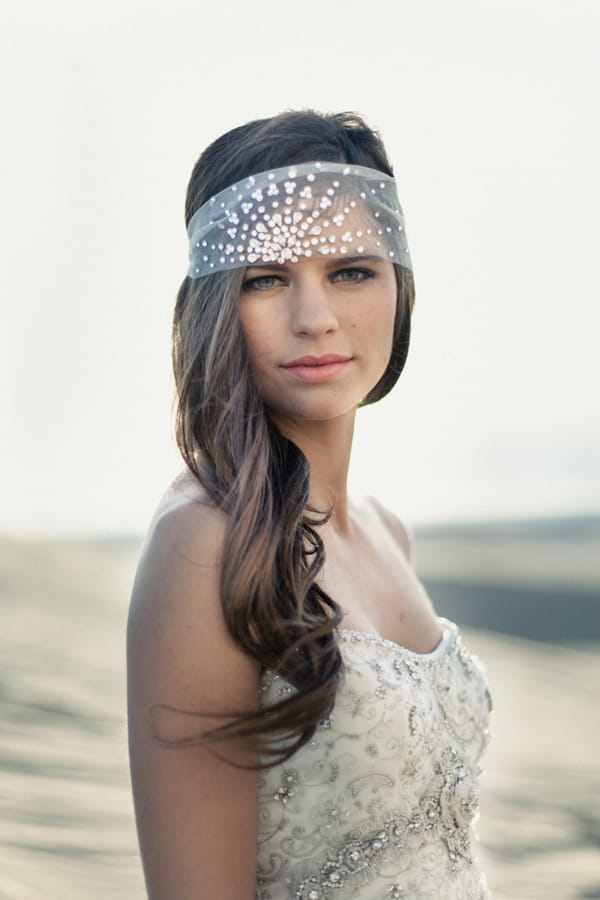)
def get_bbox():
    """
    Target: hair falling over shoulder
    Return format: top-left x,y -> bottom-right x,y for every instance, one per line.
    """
170,111 -> 415,765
